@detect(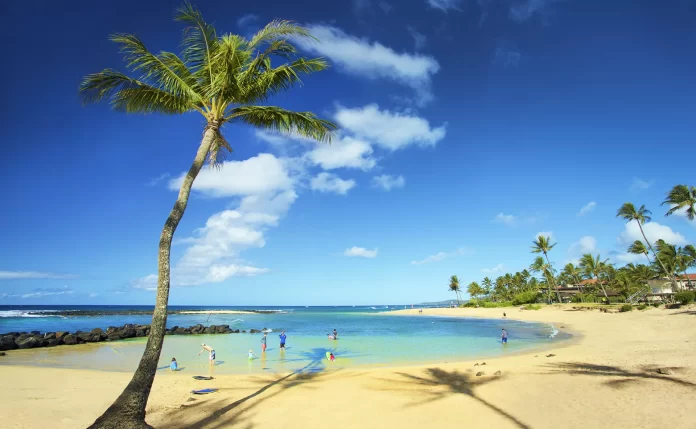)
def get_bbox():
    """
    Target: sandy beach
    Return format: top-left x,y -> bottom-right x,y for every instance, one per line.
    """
1,305 -> 695,429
